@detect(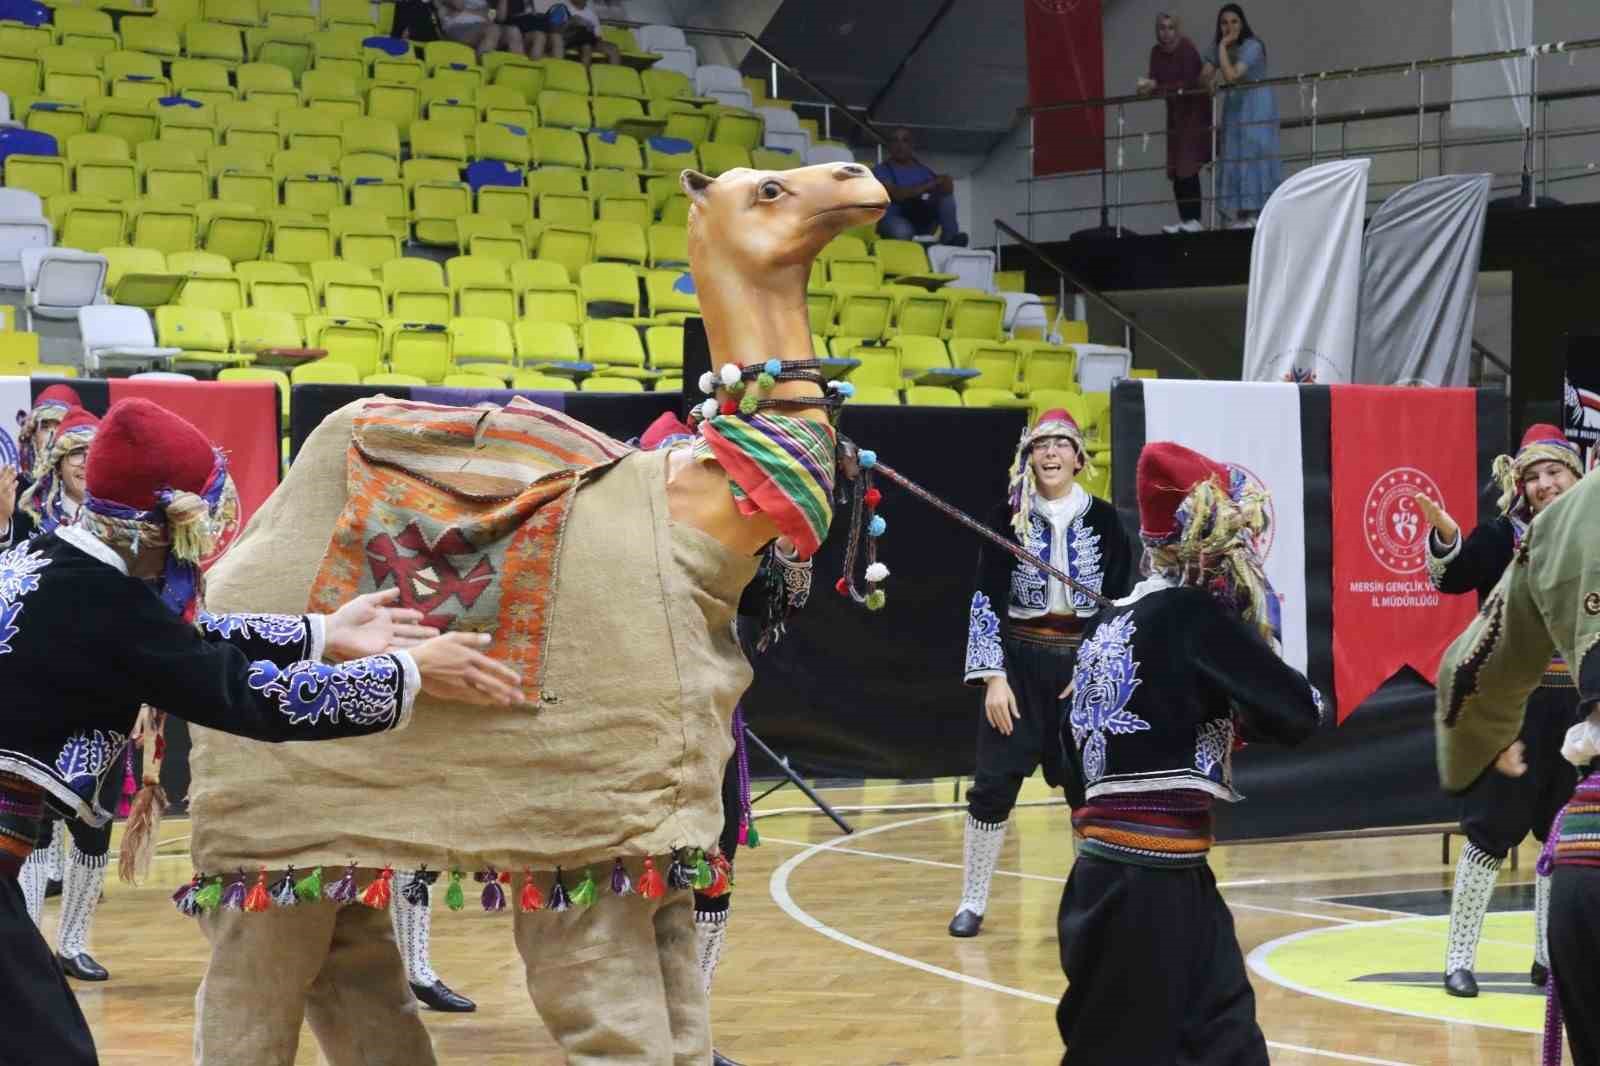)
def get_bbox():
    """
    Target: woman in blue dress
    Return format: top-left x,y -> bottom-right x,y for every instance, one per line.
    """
1211,4 -> 1281,227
